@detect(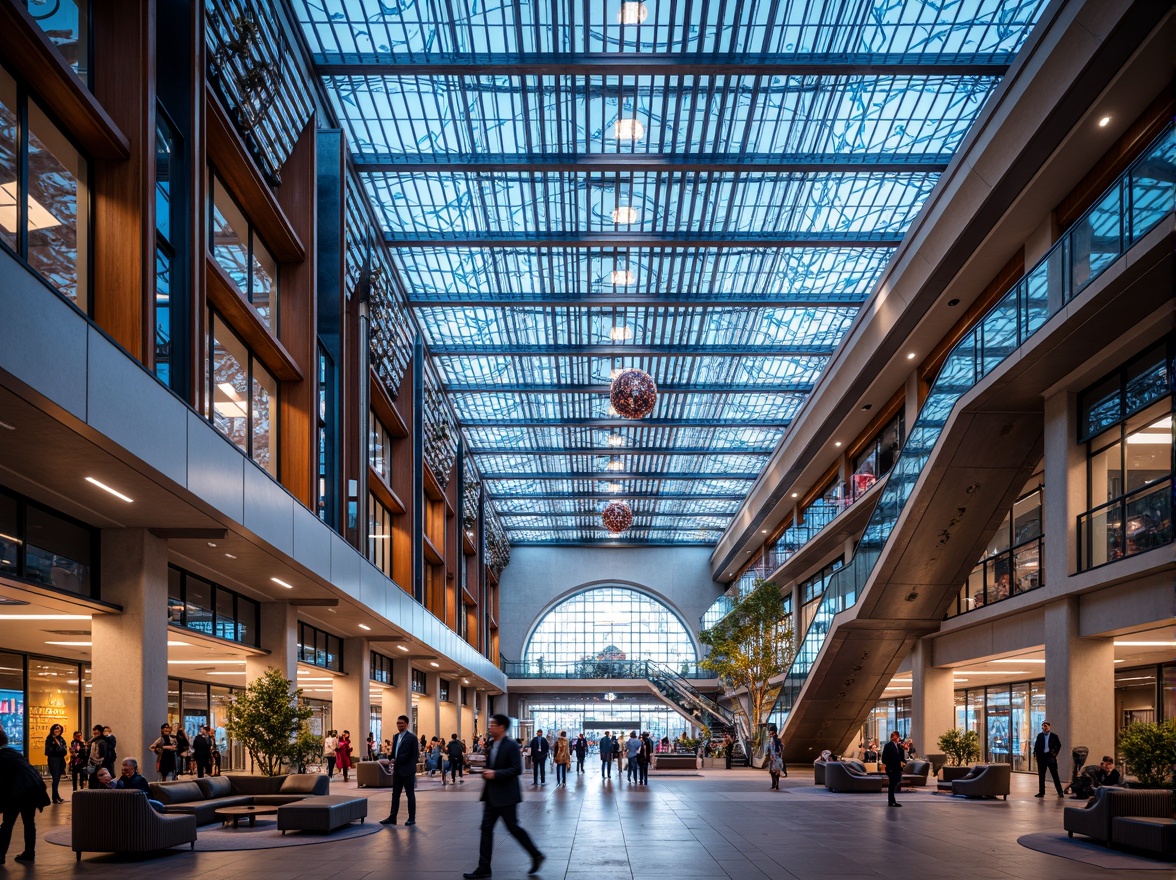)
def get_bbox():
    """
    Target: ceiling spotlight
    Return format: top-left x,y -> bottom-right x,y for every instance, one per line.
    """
834,441 -> 842,447
610,268 -> 636,286
0,420 -> 14,431
607,433 -> 625,447
618,1 -> 649,24
224,553 -> 237,559
906,352 -> 916,360
1098,115 -> 1111,127
613,118 -> 644,141
609,325 -> 634,341
85,477 -> 133,503
396,645 -> 409,652
948,298 -> 960,307
206,542 -> 218,548
429,661 -> 440,668
761,530 -> 768,534
271,577 -> 294,589
611,206 -> 640,224
358,624 -> 371,631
